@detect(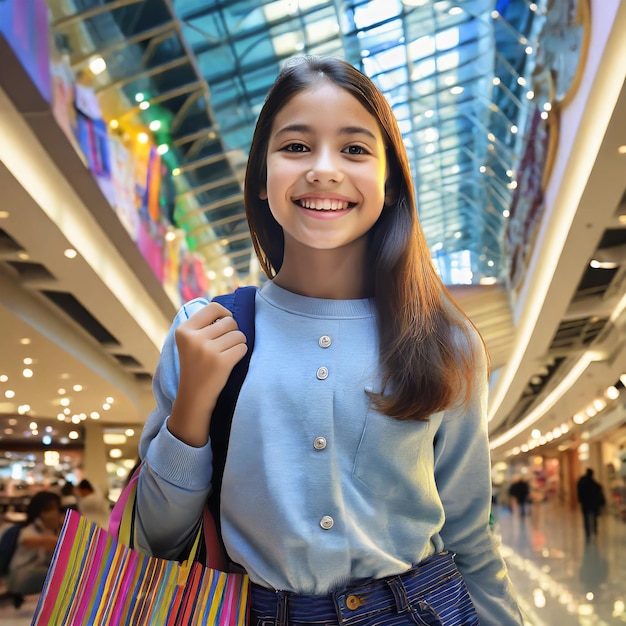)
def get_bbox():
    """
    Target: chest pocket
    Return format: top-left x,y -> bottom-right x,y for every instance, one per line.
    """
352,409 -> 438,503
